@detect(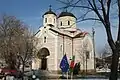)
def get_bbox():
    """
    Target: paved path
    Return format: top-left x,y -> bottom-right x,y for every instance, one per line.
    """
24,70 -> 120,80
